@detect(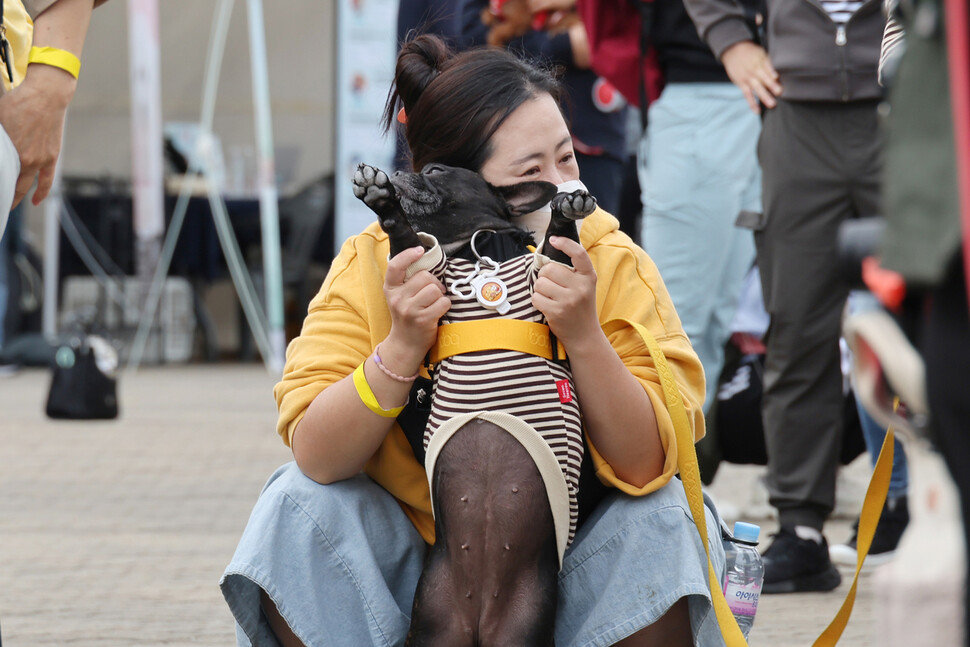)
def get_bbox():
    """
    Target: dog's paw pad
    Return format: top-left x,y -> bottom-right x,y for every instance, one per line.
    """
552,190 -> 597,220
353,163 -> 394,206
